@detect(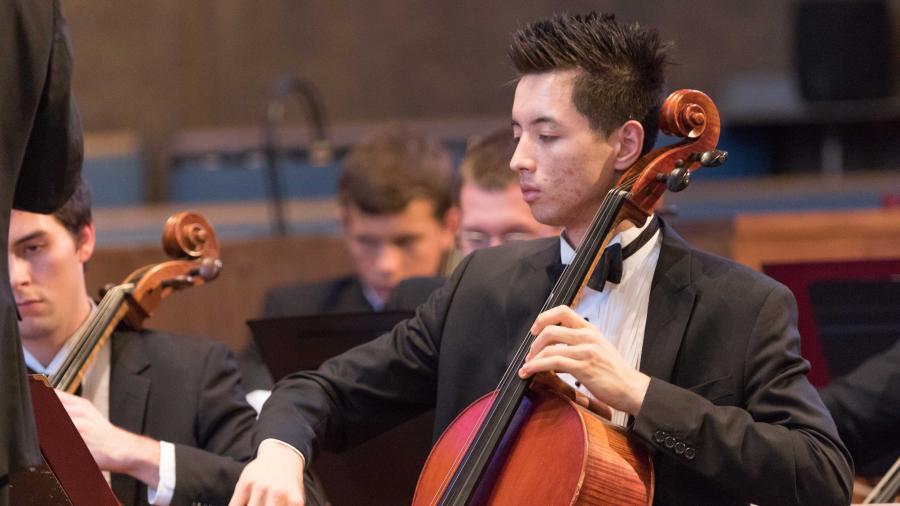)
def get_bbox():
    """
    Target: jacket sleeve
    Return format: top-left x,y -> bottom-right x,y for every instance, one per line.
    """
819,339 -> 900,467
13,0 -> 82,213
631,284 -> 854,505
170,343 -> 257,505
253,253 -> 475,462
